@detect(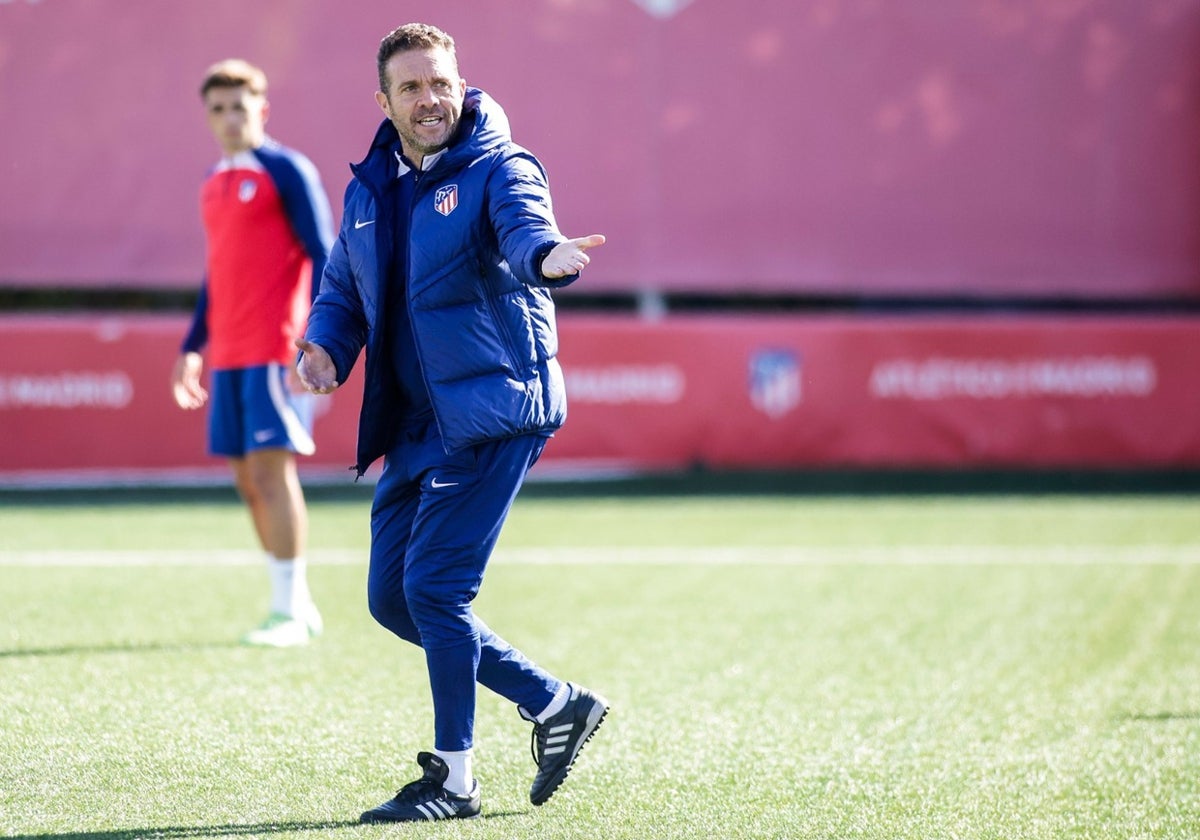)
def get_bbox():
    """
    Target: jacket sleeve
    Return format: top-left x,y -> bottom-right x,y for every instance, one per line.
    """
486,151 -> 577,289
305,221 -> 368,384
